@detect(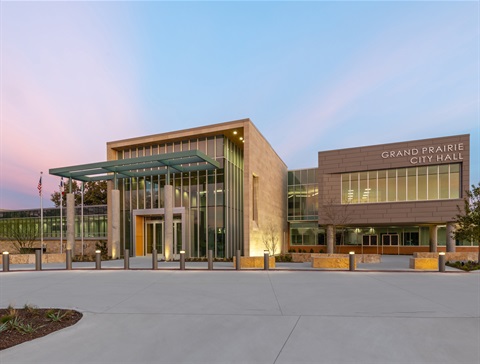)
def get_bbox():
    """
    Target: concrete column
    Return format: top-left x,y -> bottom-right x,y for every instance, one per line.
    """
326,225 -> 334,254
110,189 -> 120,259
429,225 -> 438,253
446,222 -> 456,252
164,184 -> 173,261
66,193 -> 75,256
